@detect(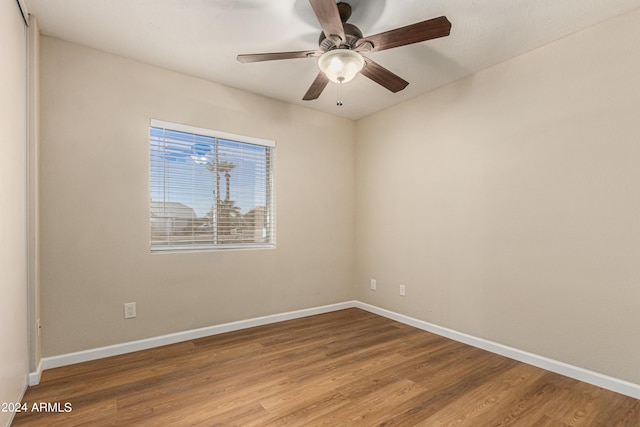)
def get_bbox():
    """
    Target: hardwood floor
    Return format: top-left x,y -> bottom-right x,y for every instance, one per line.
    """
13,308 -> 639,426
